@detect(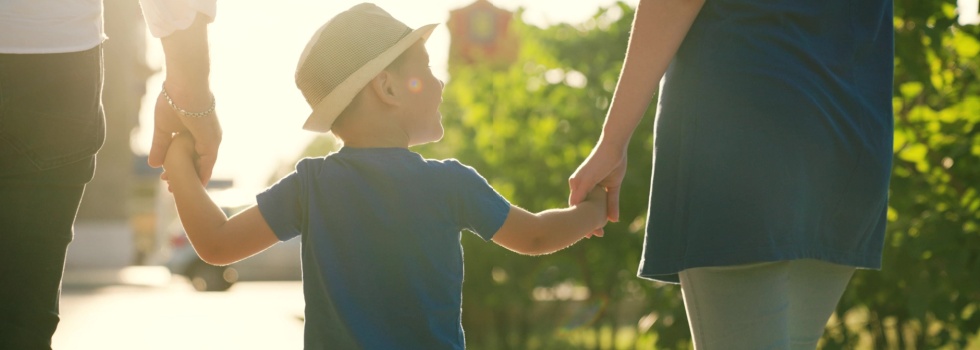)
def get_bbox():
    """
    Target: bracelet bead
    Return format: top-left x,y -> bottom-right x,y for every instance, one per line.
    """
161,83 -> 215,118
